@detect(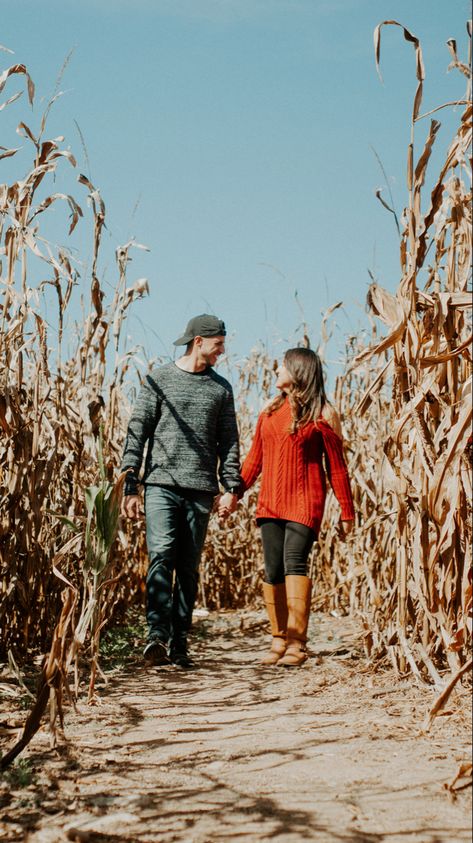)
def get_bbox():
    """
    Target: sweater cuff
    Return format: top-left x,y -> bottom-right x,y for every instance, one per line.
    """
223,480 -> 243,496
123,469 -> 140,496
